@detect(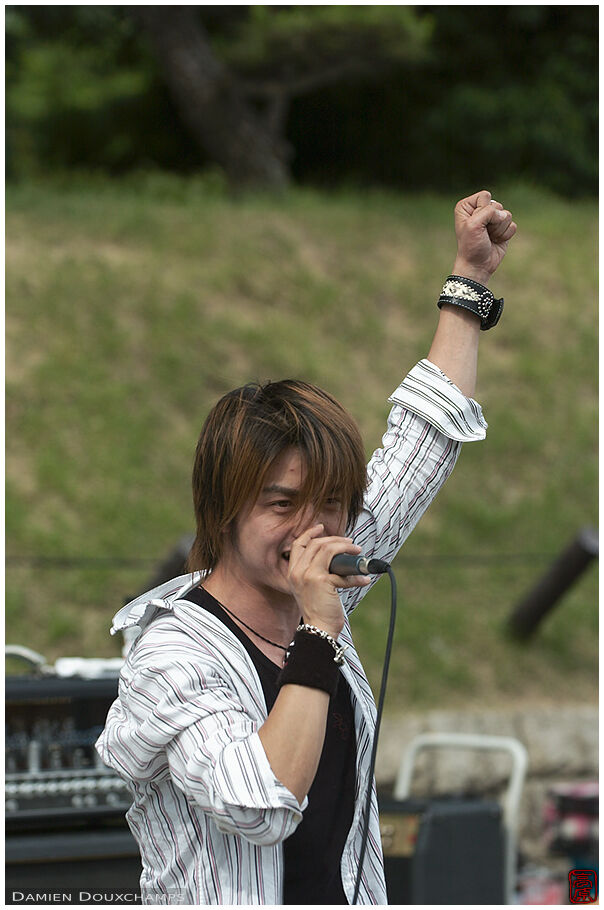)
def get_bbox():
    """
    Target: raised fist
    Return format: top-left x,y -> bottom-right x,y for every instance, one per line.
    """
452,189 -> 517,286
